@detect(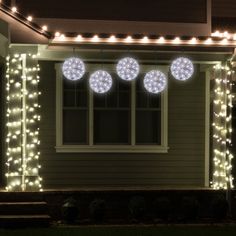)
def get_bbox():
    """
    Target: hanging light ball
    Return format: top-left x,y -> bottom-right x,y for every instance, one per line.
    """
62,57 -> 85,81
170,57 -> 194,81
116,57 -> 140,81
89,70 -> 113,94
144,70 -> 167,94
